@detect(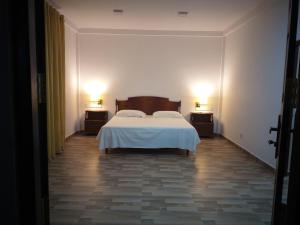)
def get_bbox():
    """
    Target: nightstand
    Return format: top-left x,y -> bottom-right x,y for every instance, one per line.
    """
84,110 -> 108,135
190,112 -> 214,137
